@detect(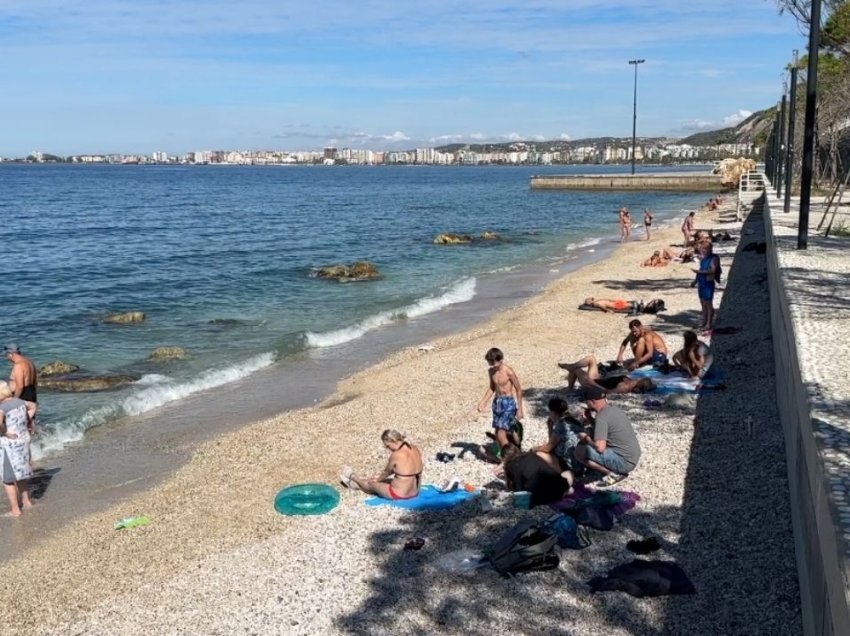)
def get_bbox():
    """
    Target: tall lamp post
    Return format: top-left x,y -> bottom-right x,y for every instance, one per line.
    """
798,0 -> 821,249
628,59 -> 645,175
